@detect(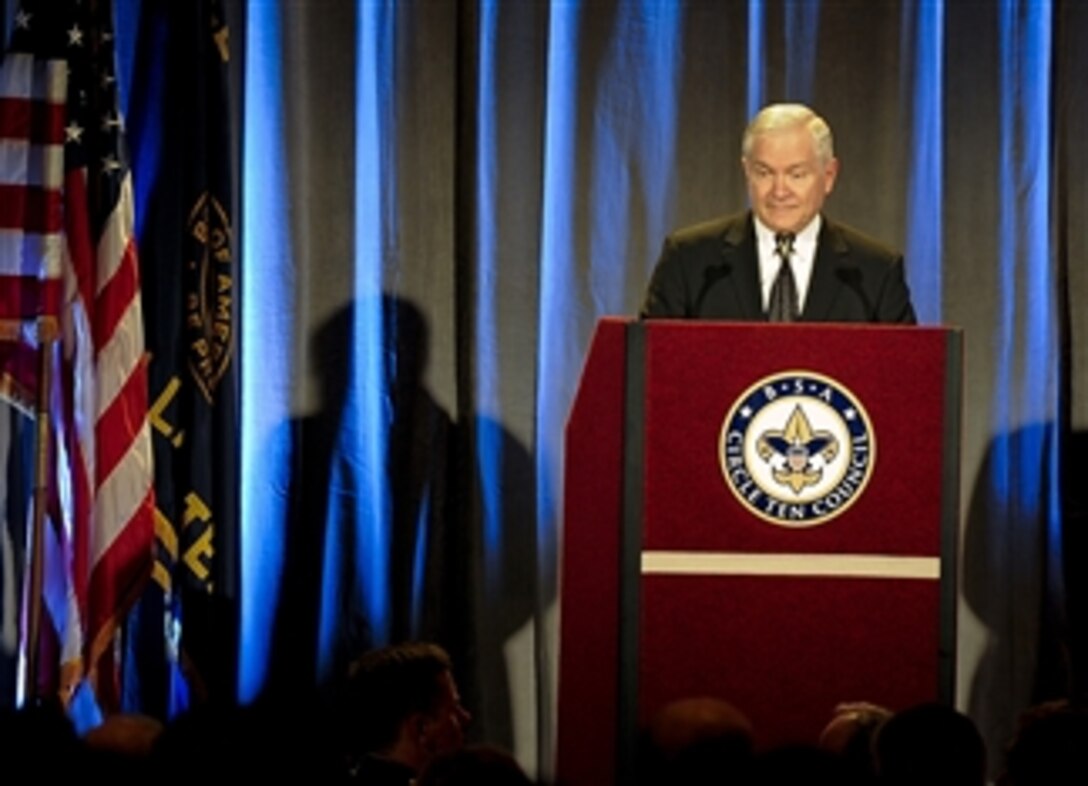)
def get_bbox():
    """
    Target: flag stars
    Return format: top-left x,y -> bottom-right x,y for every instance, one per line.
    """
65,122 -> 84,145
67,24 -> 84,47
101,112 -> 123,132
101,154 -> 122,174
14,9 -> 31,29
101,70 -> 116,89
